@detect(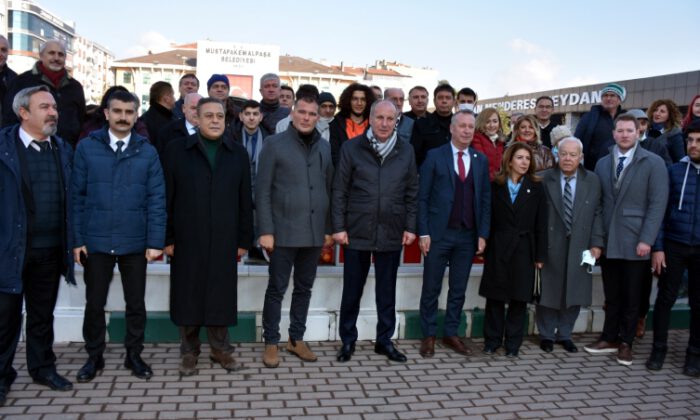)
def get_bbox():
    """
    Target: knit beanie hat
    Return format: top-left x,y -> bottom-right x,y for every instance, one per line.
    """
600,83 -> 626,102
318,92 -> 336,106
207,74 -> 230,90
